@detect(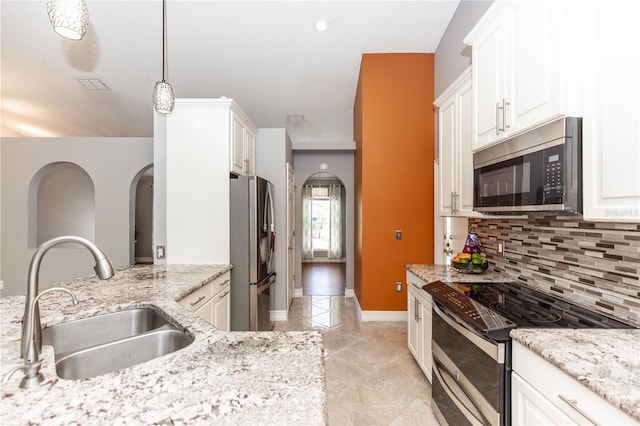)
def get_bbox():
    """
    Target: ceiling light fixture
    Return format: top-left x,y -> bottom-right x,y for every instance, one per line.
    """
47,0 -> 89,40
314,20 -> 329,33
153,0 -> 174,114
